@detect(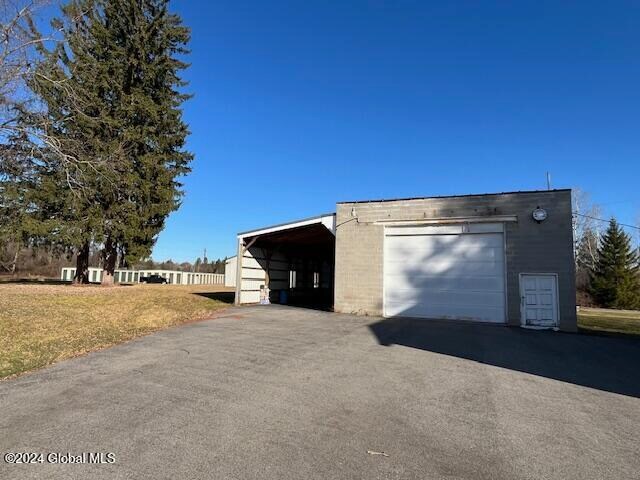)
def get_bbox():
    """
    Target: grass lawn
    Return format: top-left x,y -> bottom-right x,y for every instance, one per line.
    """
578,307 -> 640,336
0,283 -> 233,379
